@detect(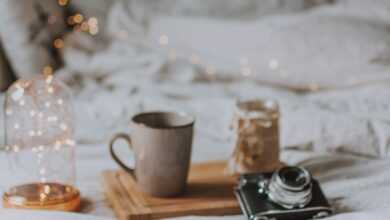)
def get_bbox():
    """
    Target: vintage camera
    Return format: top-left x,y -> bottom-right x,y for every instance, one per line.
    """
235,166 -> 332,220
